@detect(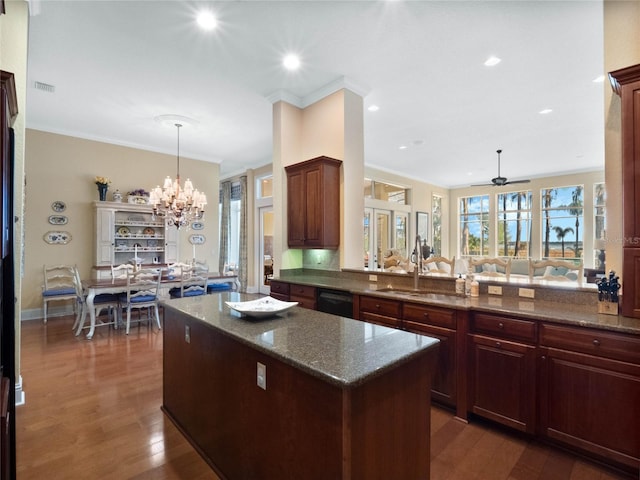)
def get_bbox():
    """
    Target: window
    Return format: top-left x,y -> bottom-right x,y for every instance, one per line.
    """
541,185 -> 584,259
432,195 -> 442,256
219,181 -> 242,268
594,182 -> 606,269
496,190 -> 532,257
256,175 -> 273,199
460,195 -> 489,256
364,178 -> 407,204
